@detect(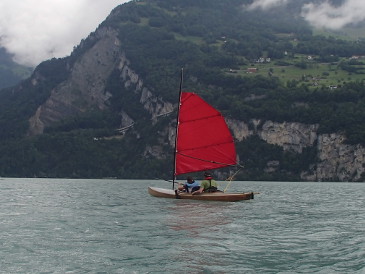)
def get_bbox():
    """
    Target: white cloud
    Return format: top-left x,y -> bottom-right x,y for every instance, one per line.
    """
247,0 -> 365,30
246,0 -> 289,11
0,0 -> 128,66
301,0 -> 365,30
